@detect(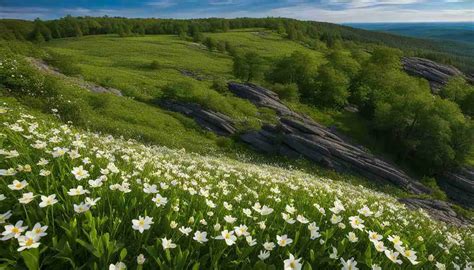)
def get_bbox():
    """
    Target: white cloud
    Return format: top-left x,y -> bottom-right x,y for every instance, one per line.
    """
146,0 -> 177,8
265,4 -> 474,22
325,0 -> 426,8
1,1 -> 472,22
